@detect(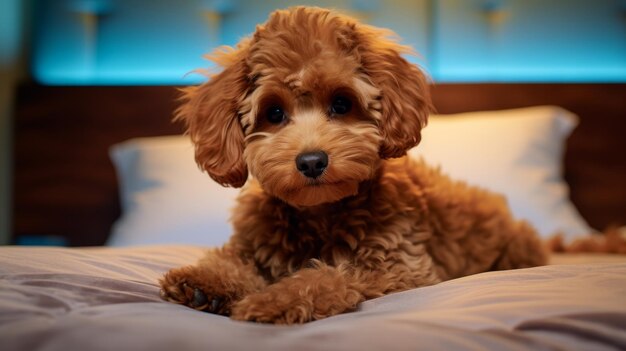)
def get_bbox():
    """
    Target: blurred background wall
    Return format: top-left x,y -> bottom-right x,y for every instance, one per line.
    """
1,0 -> 625,244
0,0 -> 29,245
